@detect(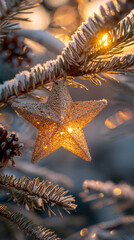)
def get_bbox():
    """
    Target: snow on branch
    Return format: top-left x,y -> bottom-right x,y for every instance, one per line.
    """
83,180 -> 134,202
0,0 -> 134,104
81,179 -> 134,212
0,173 -> 77,215
16,28 -> 65,54
81,13 -> 134,62
62,0 -> 134,68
